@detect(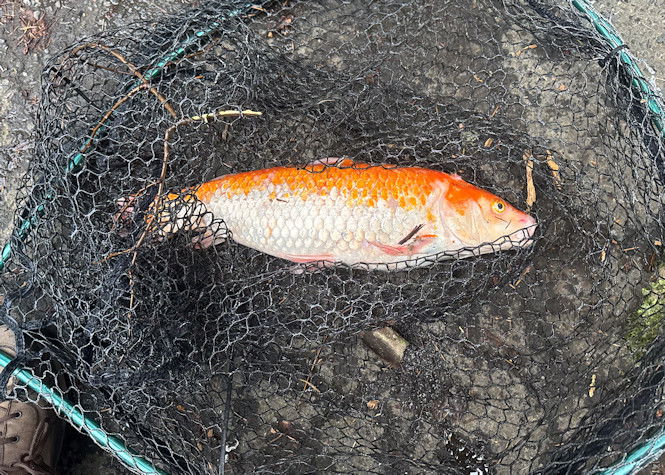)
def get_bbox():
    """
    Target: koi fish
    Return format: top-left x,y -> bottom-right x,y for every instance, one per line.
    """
117,158 -> 536,270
